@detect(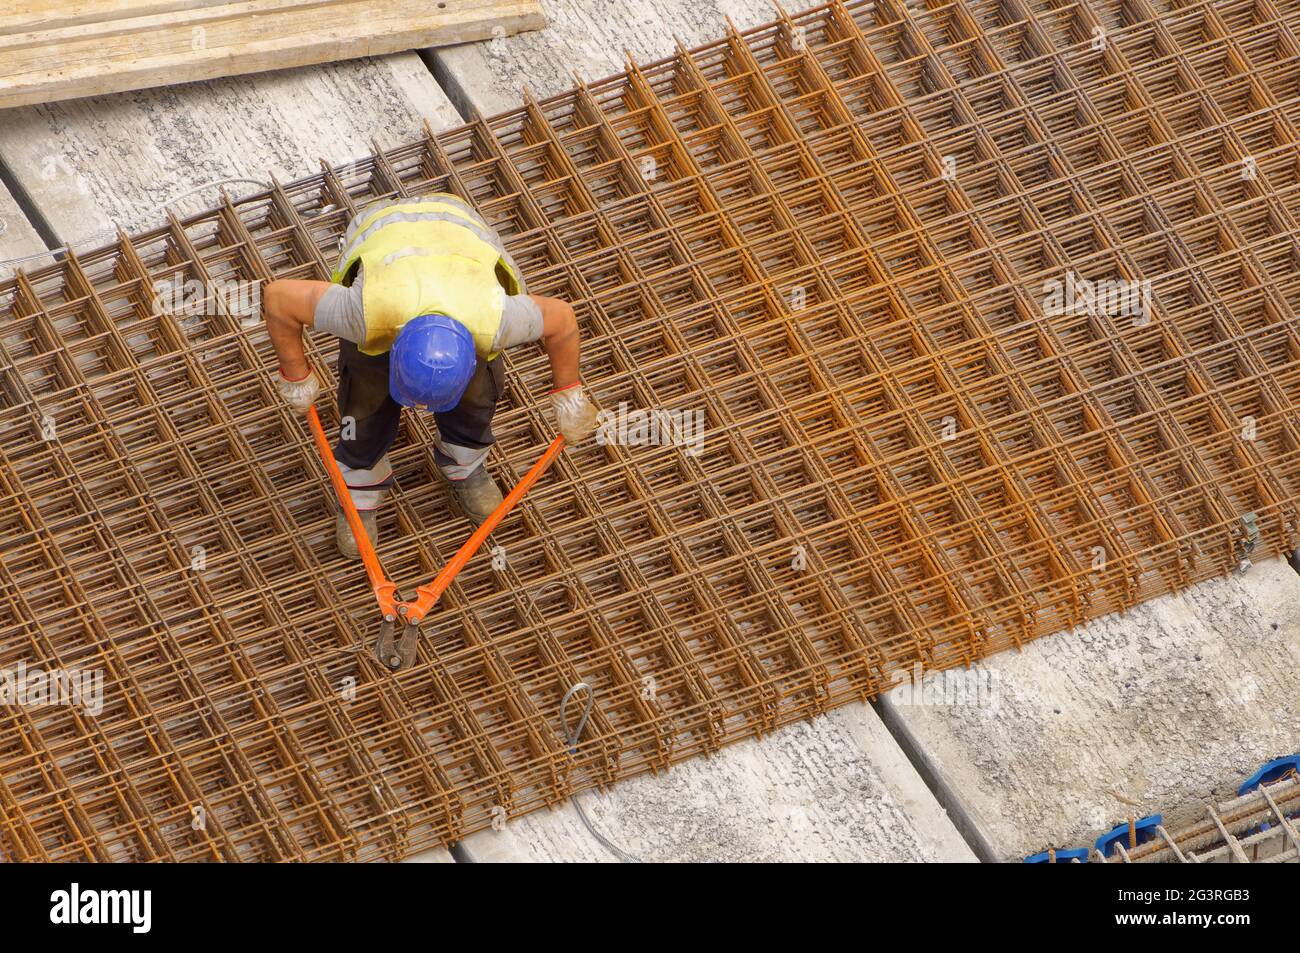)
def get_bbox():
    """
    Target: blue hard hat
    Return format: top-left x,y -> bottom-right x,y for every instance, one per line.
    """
389,314 -> 476,412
